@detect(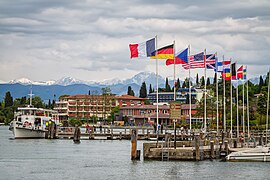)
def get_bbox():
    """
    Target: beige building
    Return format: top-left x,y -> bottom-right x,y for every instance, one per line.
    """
54,94 -> 116,121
